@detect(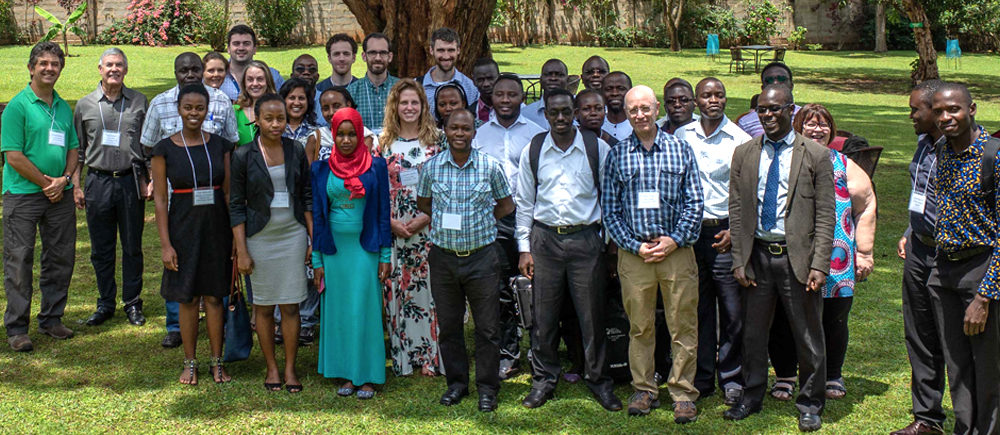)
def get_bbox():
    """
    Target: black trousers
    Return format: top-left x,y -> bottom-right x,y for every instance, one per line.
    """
928,251 -> 1000,435
770,297 -> 852,382
496,214 -> 522,367
693,222 -> 744,394
528,224 -> 613,395
429,243 -> 503,394
742,243 -> 825,415
901,236 -> 946,427
85,171 -> 145,311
